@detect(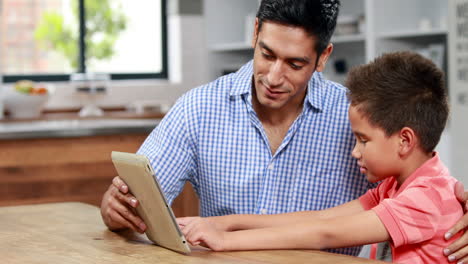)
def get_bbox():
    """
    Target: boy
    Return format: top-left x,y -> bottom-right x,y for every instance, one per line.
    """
177,51 -> 463,263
